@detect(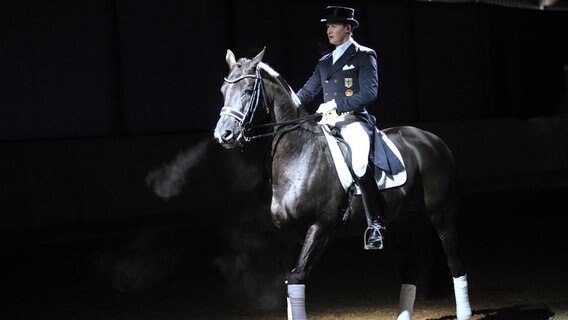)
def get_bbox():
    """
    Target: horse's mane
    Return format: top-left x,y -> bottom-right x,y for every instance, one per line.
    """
259,62 -> 304,110
257,62 -> 322,146
231,57 -> 302,111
